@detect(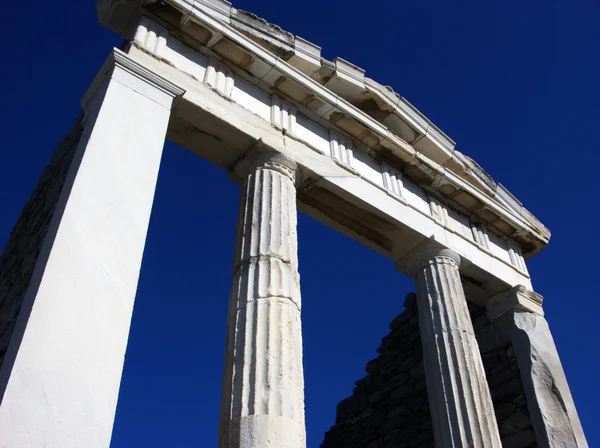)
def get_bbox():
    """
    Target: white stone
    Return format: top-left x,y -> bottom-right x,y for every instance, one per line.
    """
270,95 -> 297,134
204,56 -> 234,97
471,223 -> 490,250
0,49 -> 184,448
382,163 -> 404,199
499,311 -> 589,447
134,16 -> 168,59
486,285 -> 543,321
429,196 -> 448,225
403,241 -> 502,448
115,11 -> 545,287
329,131 -> 354,167
288,36 -> 321,75
219,149 -> 305,448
